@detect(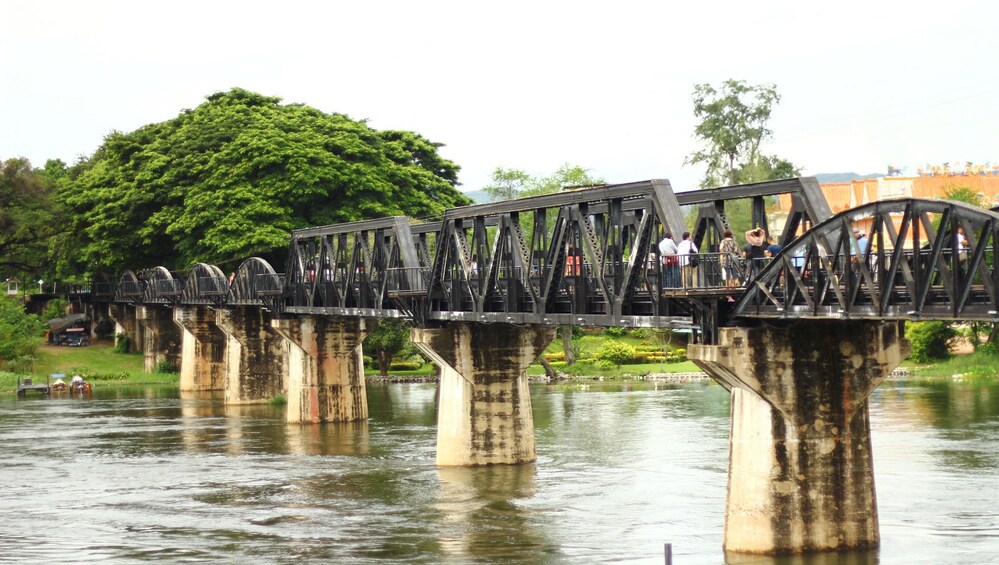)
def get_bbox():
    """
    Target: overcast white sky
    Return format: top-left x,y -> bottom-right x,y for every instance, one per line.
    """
2,1 -> 997,194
